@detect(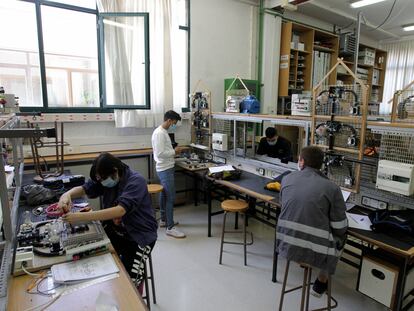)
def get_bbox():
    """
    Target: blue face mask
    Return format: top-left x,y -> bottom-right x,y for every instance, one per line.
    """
169,123 -> 177,131
101,176 -> 119,188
